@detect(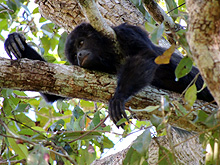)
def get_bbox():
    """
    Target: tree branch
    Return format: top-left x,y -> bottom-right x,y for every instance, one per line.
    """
36,0 -> 146,32
0,57 -> 217,132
